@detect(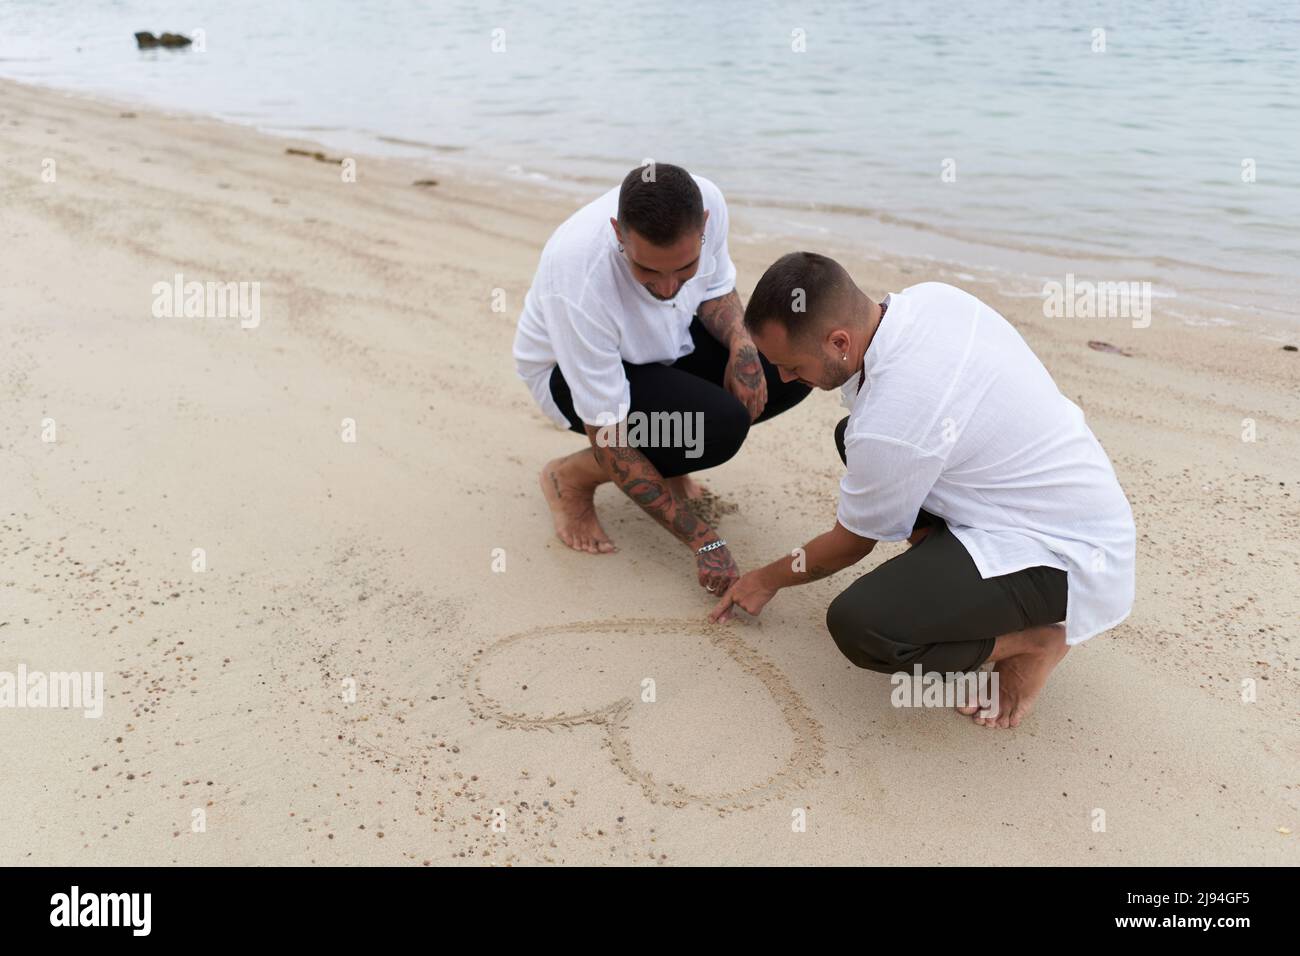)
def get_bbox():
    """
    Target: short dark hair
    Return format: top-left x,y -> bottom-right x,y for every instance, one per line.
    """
617,163 -> 704,247
744,252 -> 856,342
